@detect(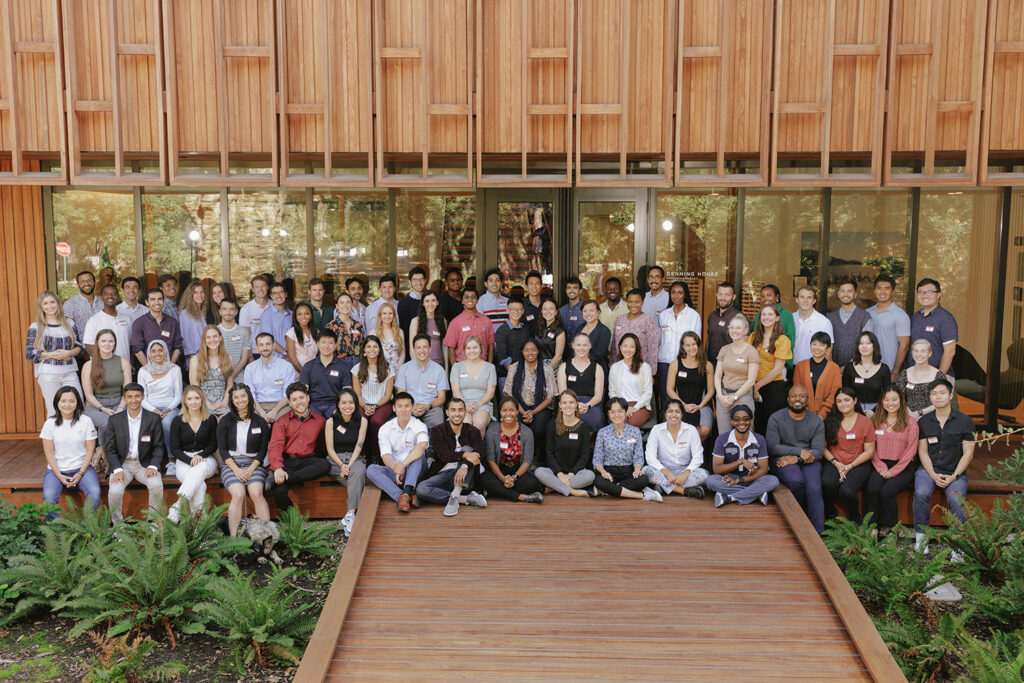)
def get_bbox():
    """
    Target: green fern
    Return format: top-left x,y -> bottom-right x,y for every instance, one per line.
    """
275,506 -> 338,558
51,497 -> 117,554
147,498 -> 250,569
0,523 -> 93,626
936,499 -> 1014,581
955,629 -> 1024,683
82,633 -> 186,683
873,606 -> 972,682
